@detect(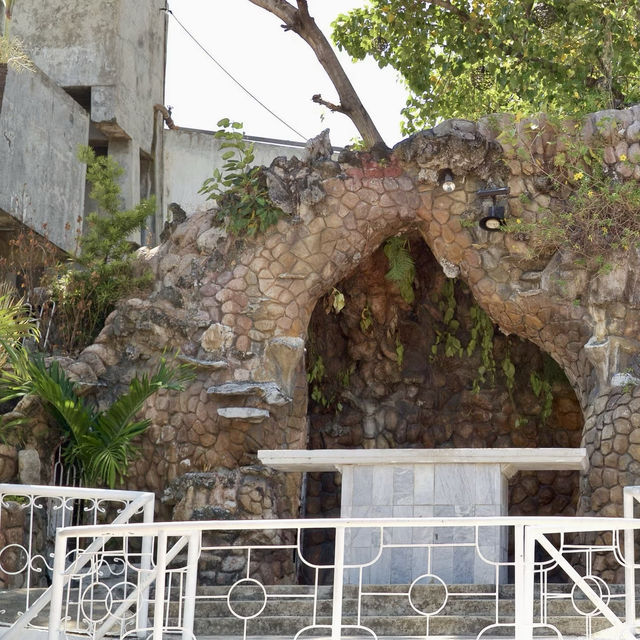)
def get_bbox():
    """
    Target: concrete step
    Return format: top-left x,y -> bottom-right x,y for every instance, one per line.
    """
176,614 -> 615,637
166,595 -> 627,618
178,582 -> 632,598
161,583 -> 629,638
1,584 -> 631,639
